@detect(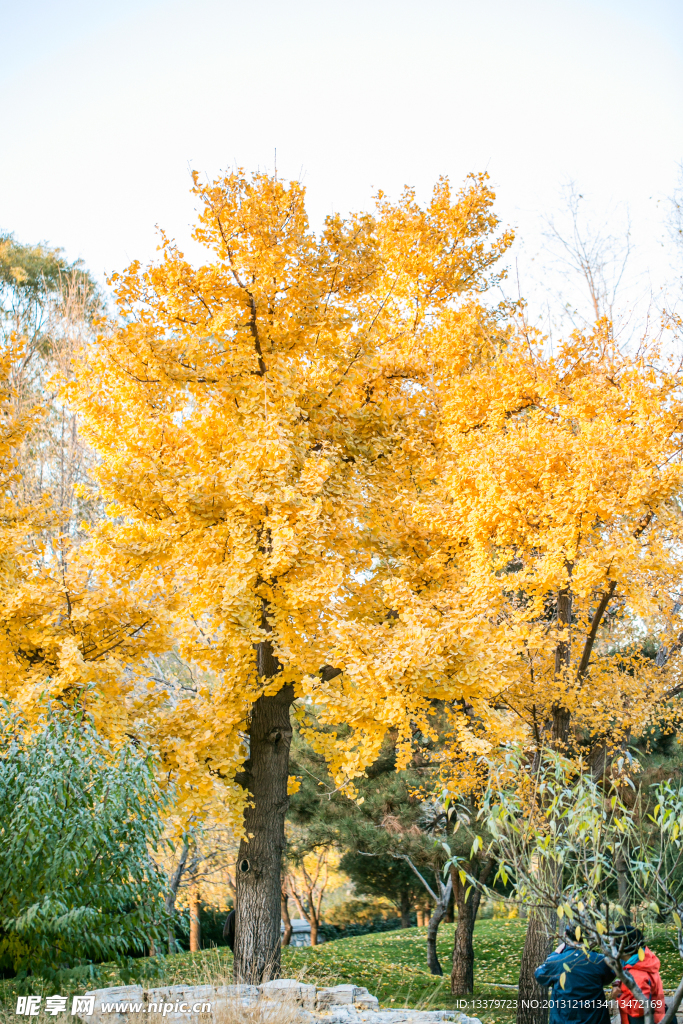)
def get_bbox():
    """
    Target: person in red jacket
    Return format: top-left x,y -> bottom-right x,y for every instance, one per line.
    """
610,927 -> 666,1024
